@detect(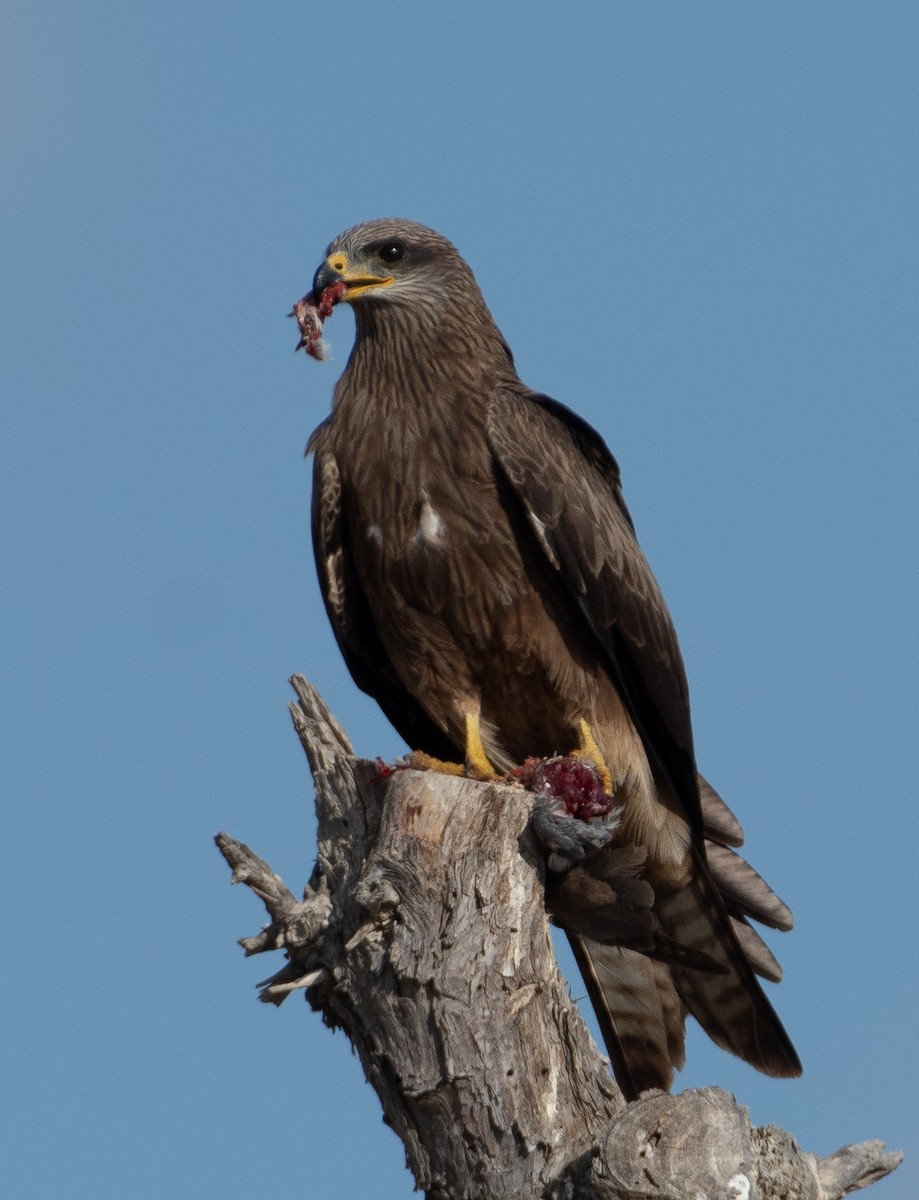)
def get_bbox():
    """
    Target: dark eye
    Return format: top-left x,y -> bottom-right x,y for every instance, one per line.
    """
378,241 -> 405,264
